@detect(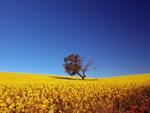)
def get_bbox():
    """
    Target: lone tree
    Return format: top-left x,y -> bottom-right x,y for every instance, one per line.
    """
63,54 -> 94,80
